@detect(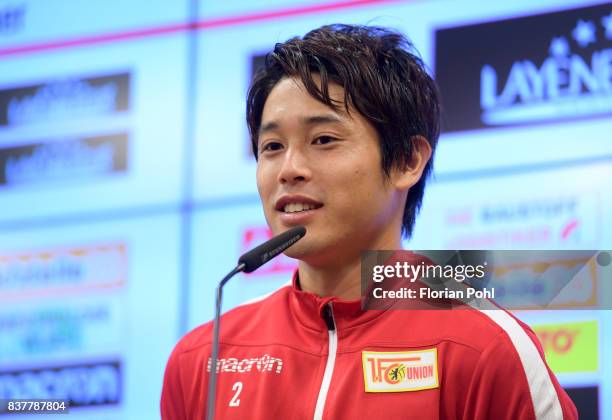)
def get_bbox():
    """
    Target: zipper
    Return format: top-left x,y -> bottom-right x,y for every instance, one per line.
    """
313,303 -> 337,420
